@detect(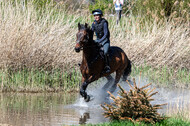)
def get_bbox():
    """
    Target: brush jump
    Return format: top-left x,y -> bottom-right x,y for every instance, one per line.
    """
75,23 -> 131,102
